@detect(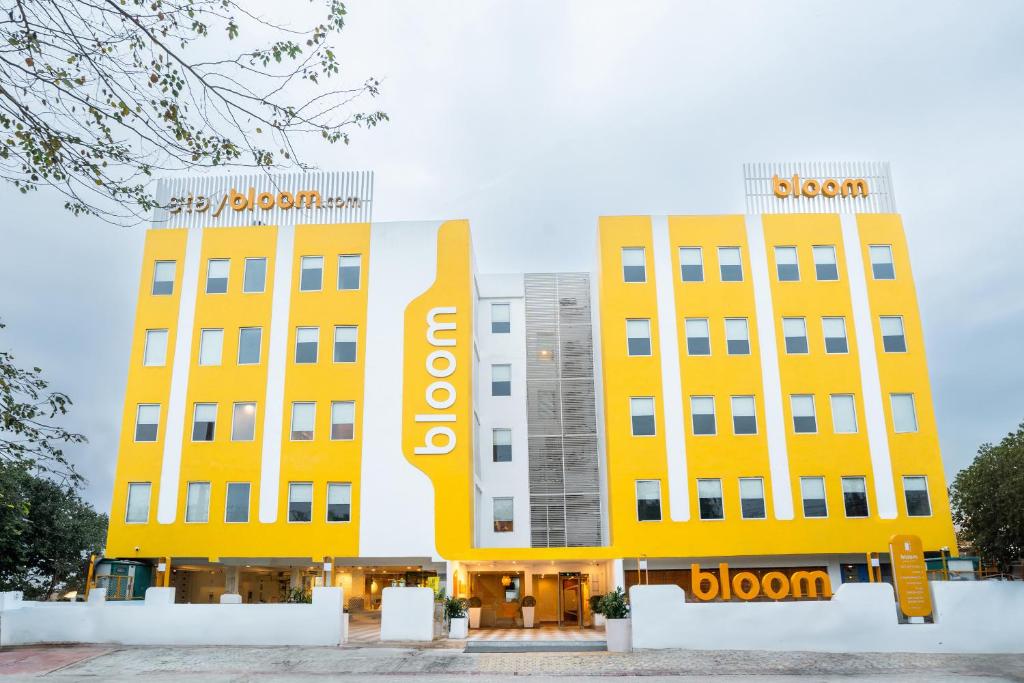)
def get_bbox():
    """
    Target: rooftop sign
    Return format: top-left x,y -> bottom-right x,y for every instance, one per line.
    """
744,161 -> 895,214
